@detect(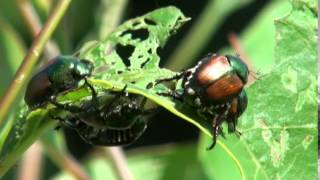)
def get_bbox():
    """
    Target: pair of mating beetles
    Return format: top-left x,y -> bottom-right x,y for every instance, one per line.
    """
24,56 -> 148,146
25,54 -> 248,149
